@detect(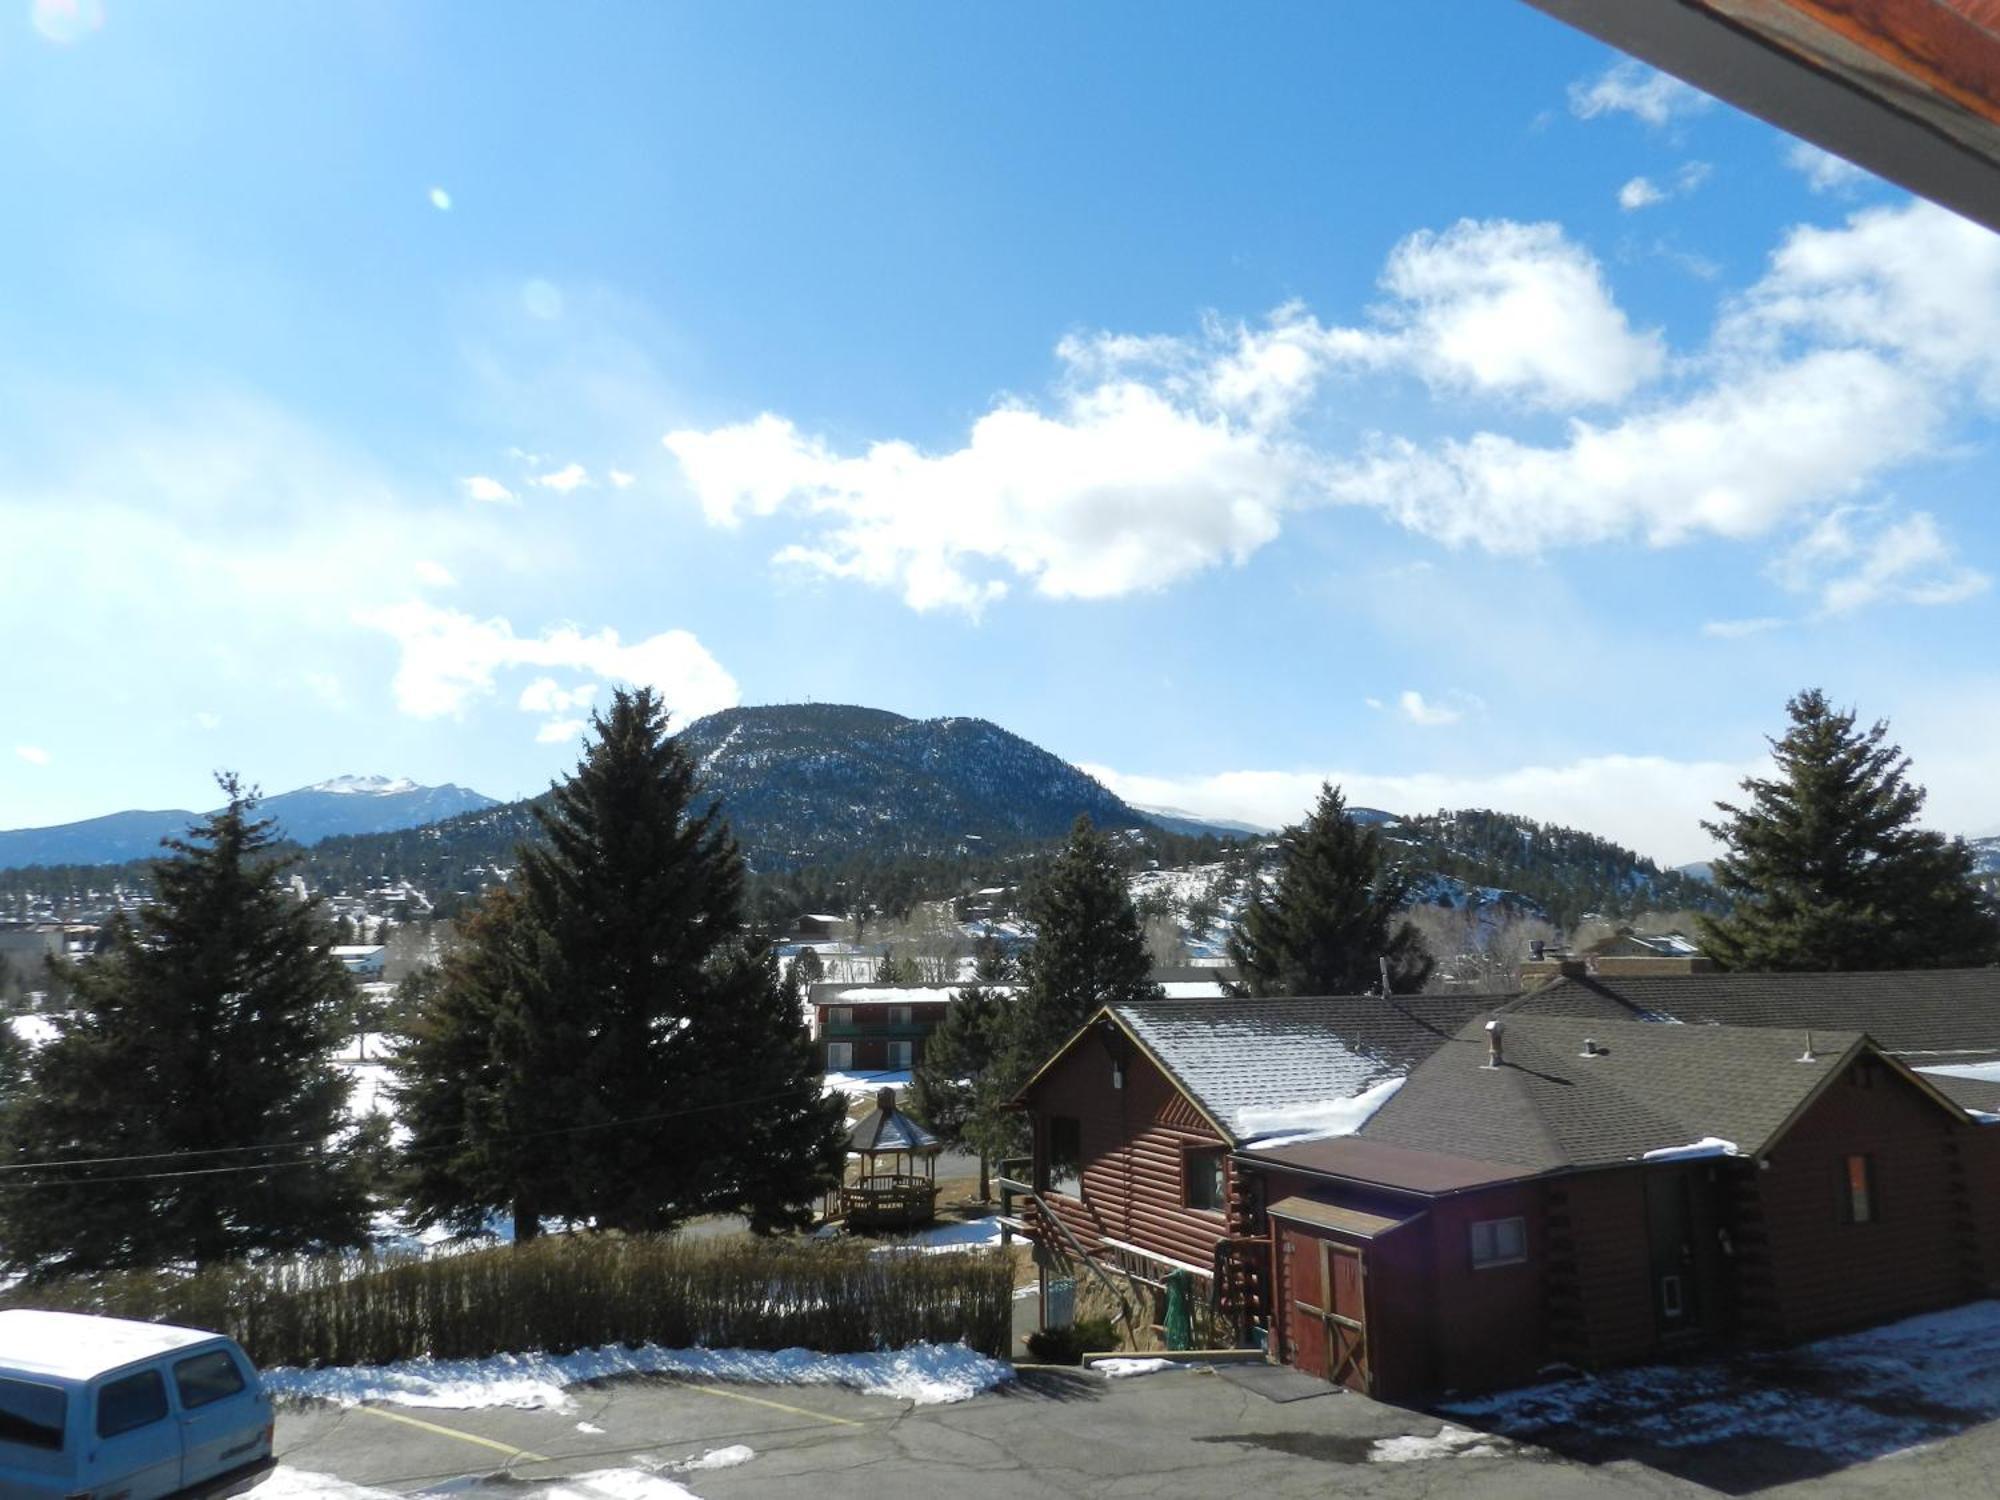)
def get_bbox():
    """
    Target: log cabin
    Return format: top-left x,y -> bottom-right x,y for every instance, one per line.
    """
1014,985 -> 2000,1403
